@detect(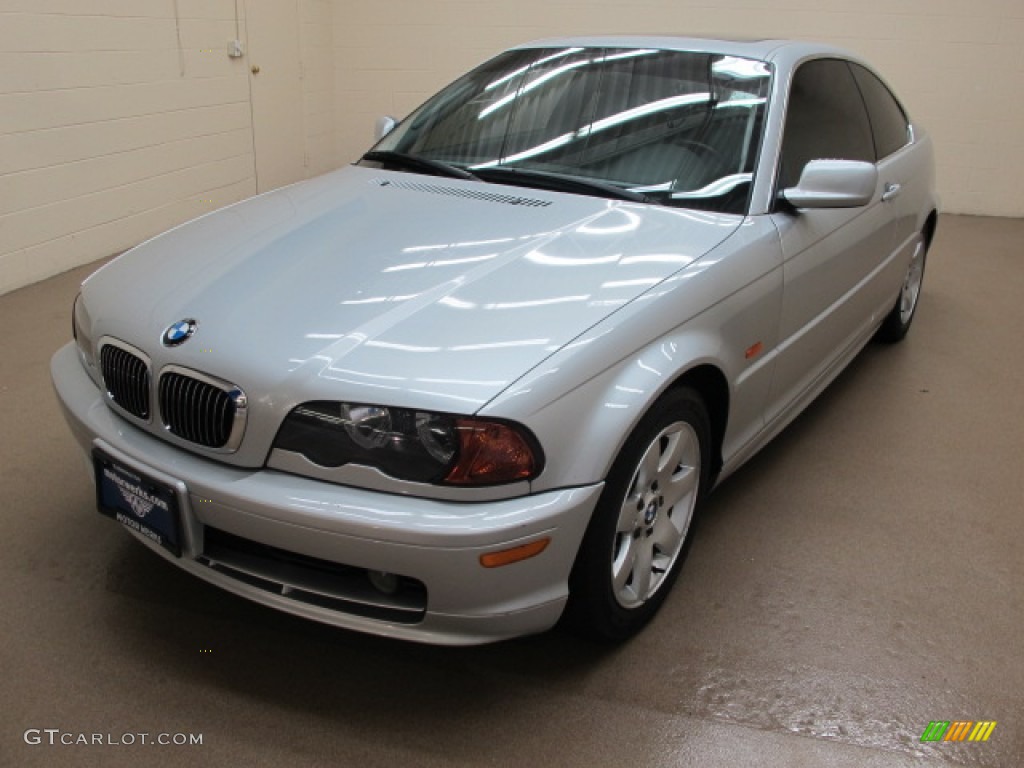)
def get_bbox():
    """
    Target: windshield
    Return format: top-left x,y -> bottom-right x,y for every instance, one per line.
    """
366,47 -> 772,214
